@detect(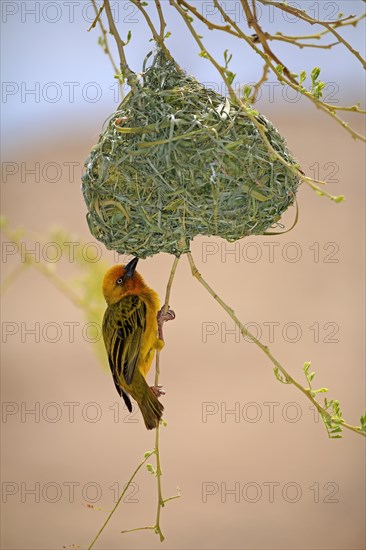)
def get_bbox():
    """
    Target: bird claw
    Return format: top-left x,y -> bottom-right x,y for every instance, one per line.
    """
158,307 -> 175,341
158,307 -> 176,324
151,385 -> 166,397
